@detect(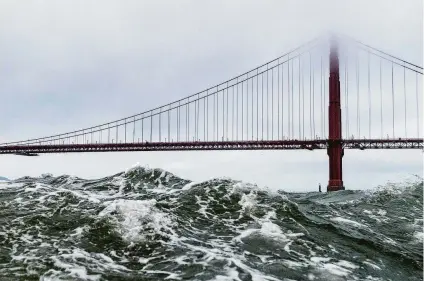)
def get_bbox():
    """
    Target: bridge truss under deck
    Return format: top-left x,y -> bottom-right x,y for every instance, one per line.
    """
0,139 -> 421,155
